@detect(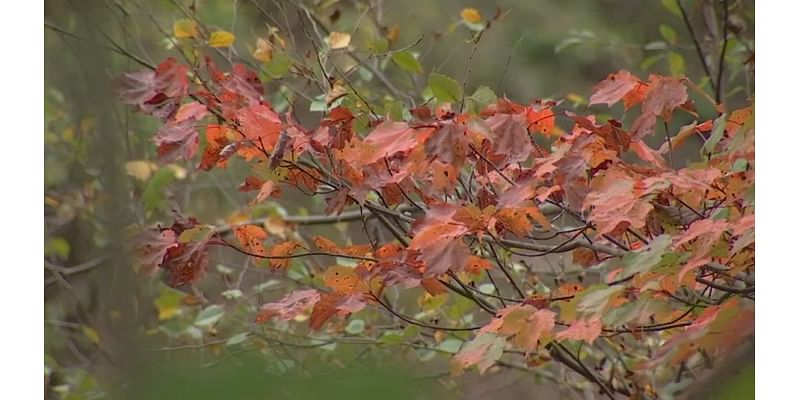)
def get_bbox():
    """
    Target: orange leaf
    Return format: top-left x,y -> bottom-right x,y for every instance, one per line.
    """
268,241 -> 300,270
323,266 -> 364,294
465,256 -> 492,275
555,316 -> 602,344
233,224 -> 267,257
